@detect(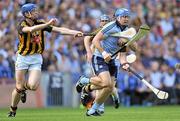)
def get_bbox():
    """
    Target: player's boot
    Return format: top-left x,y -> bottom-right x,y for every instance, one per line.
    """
7,106 -> 17,117
86,109 -> 101,116
98,103 -> 104,114
20,90 -> 27,103
76,75 -> 90,93
114,98 -> 120,109
7,111 -> 16,117
112,95 -> 120,109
